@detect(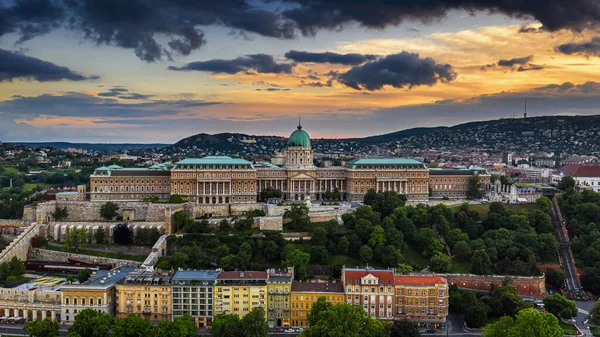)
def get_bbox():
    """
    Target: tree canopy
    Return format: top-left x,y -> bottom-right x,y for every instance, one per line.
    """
100,201 -> 119,221
483,308 -> 563,337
